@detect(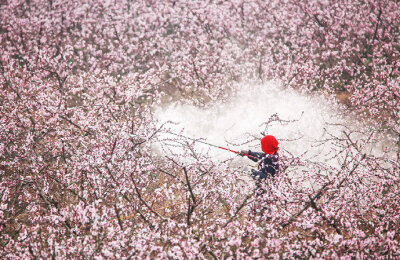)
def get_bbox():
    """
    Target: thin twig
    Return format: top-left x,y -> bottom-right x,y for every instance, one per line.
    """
223,193 -> 253,228
131,175 -> 166,220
